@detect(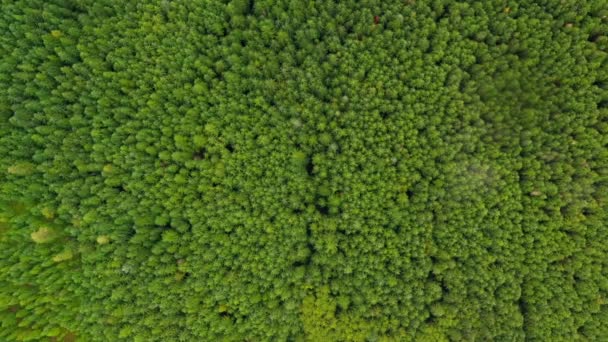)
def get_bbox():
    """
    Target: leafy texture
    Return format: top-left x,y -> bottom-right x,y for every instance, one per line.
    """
1,0 -> 607,341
